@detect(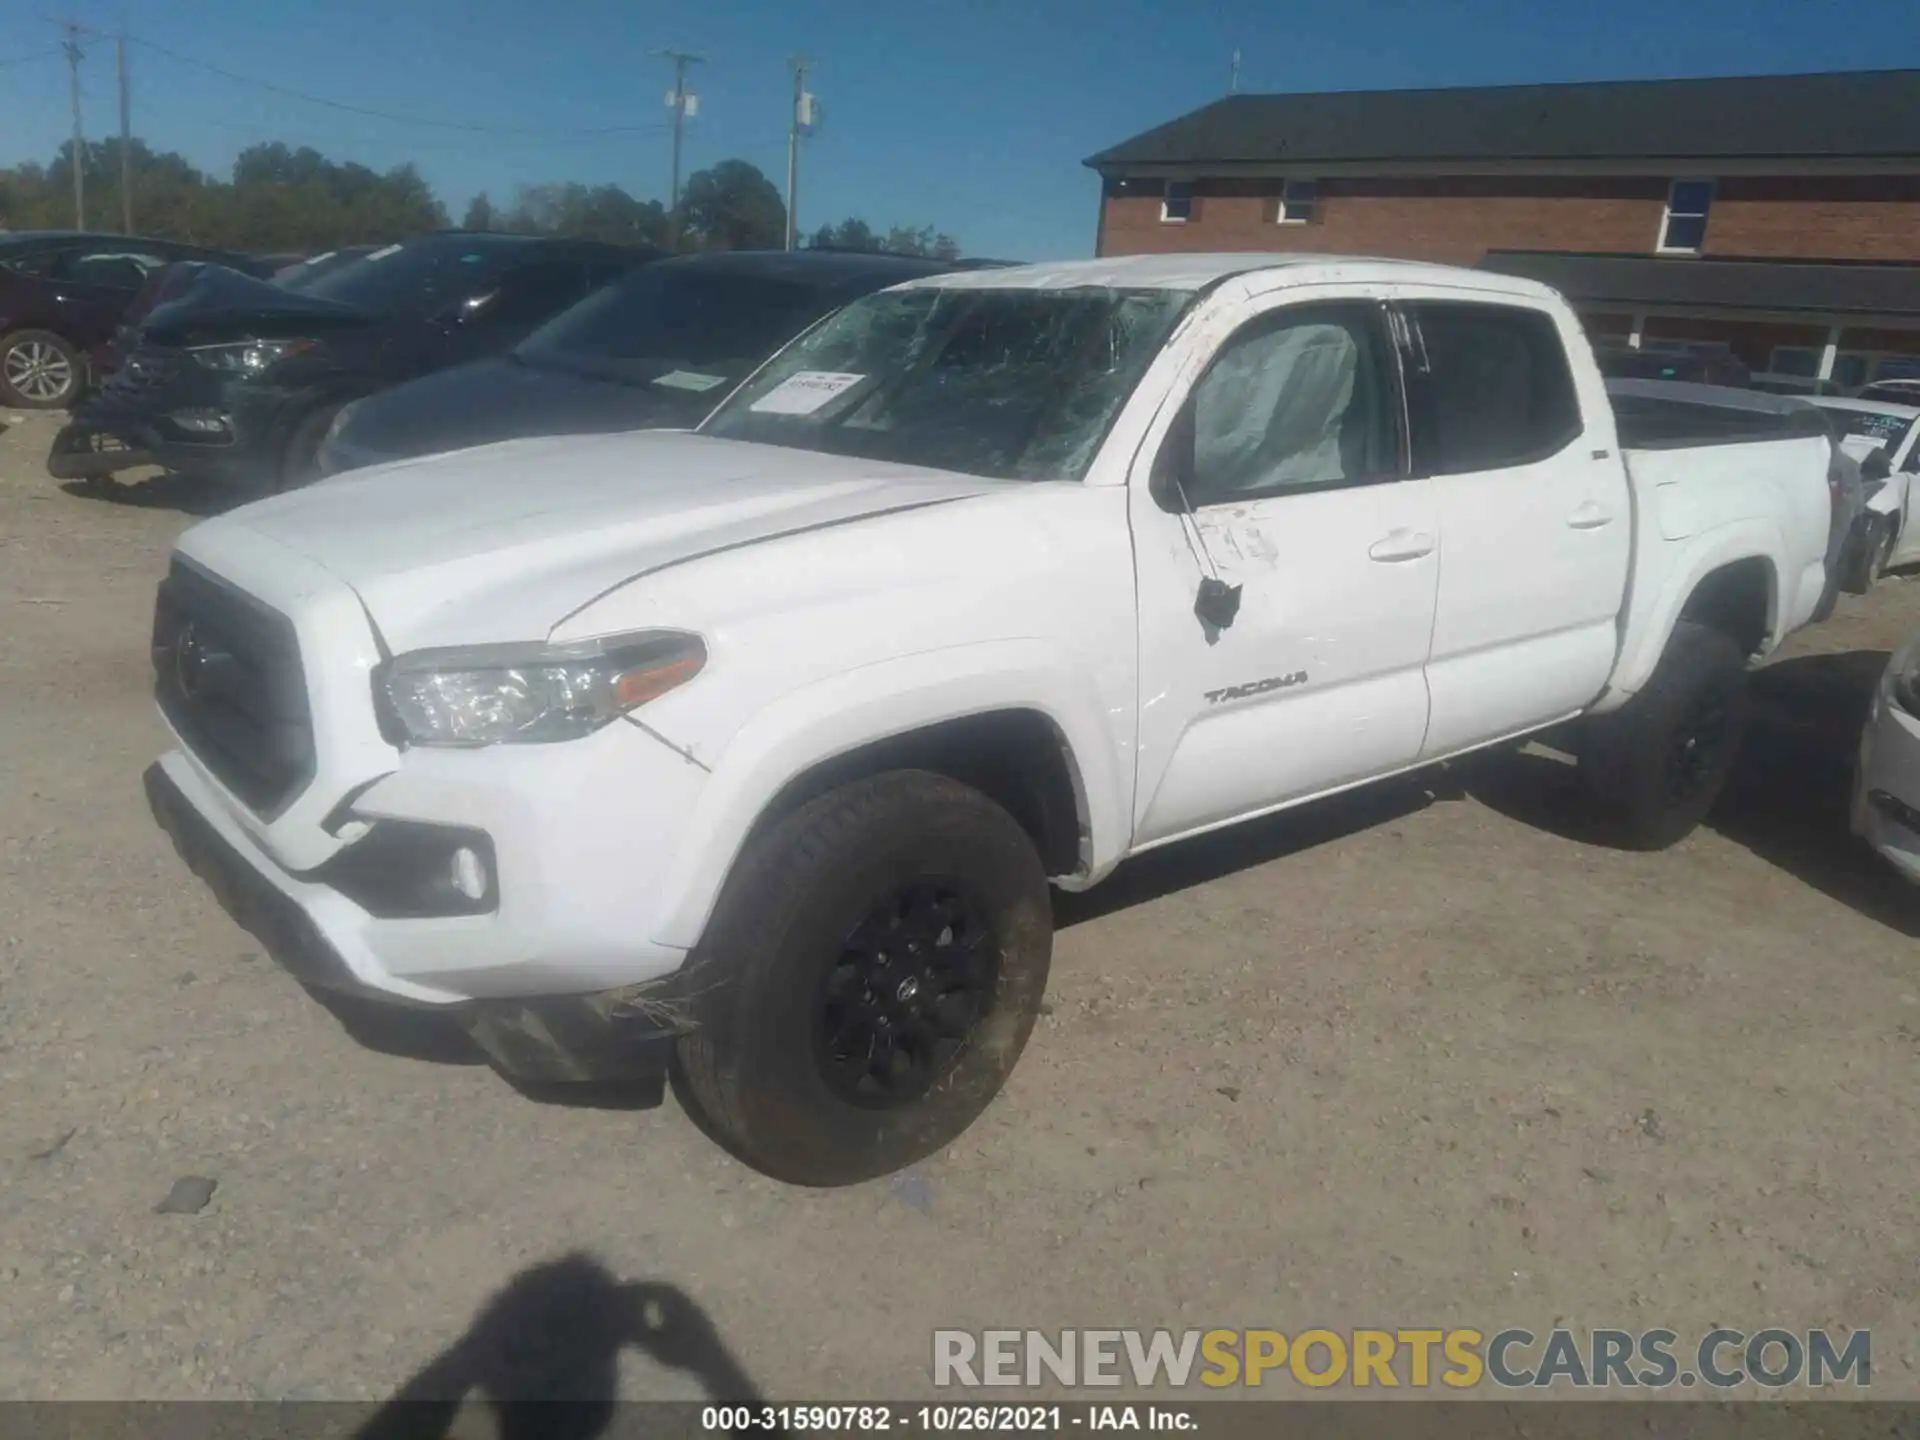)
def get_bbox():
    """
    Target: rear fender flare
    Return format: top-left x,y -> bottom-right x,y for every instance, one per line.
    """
1590,519 -> 1788,715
